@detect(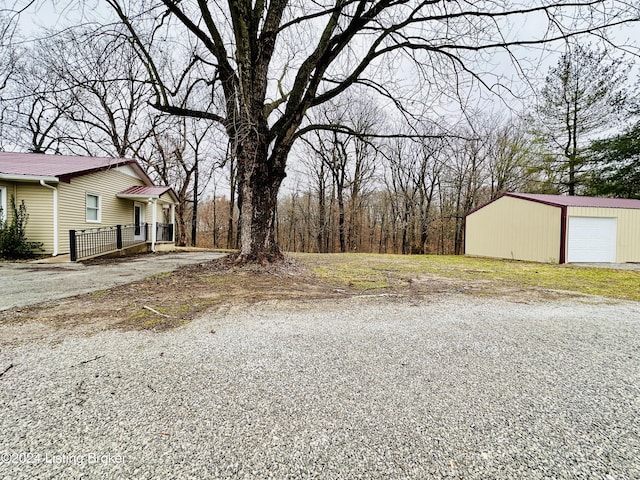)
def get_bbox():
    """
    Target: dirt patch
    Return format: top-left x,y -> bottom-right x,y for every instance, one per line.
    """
0,256 -> 594,346
0,257 -> 345,345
